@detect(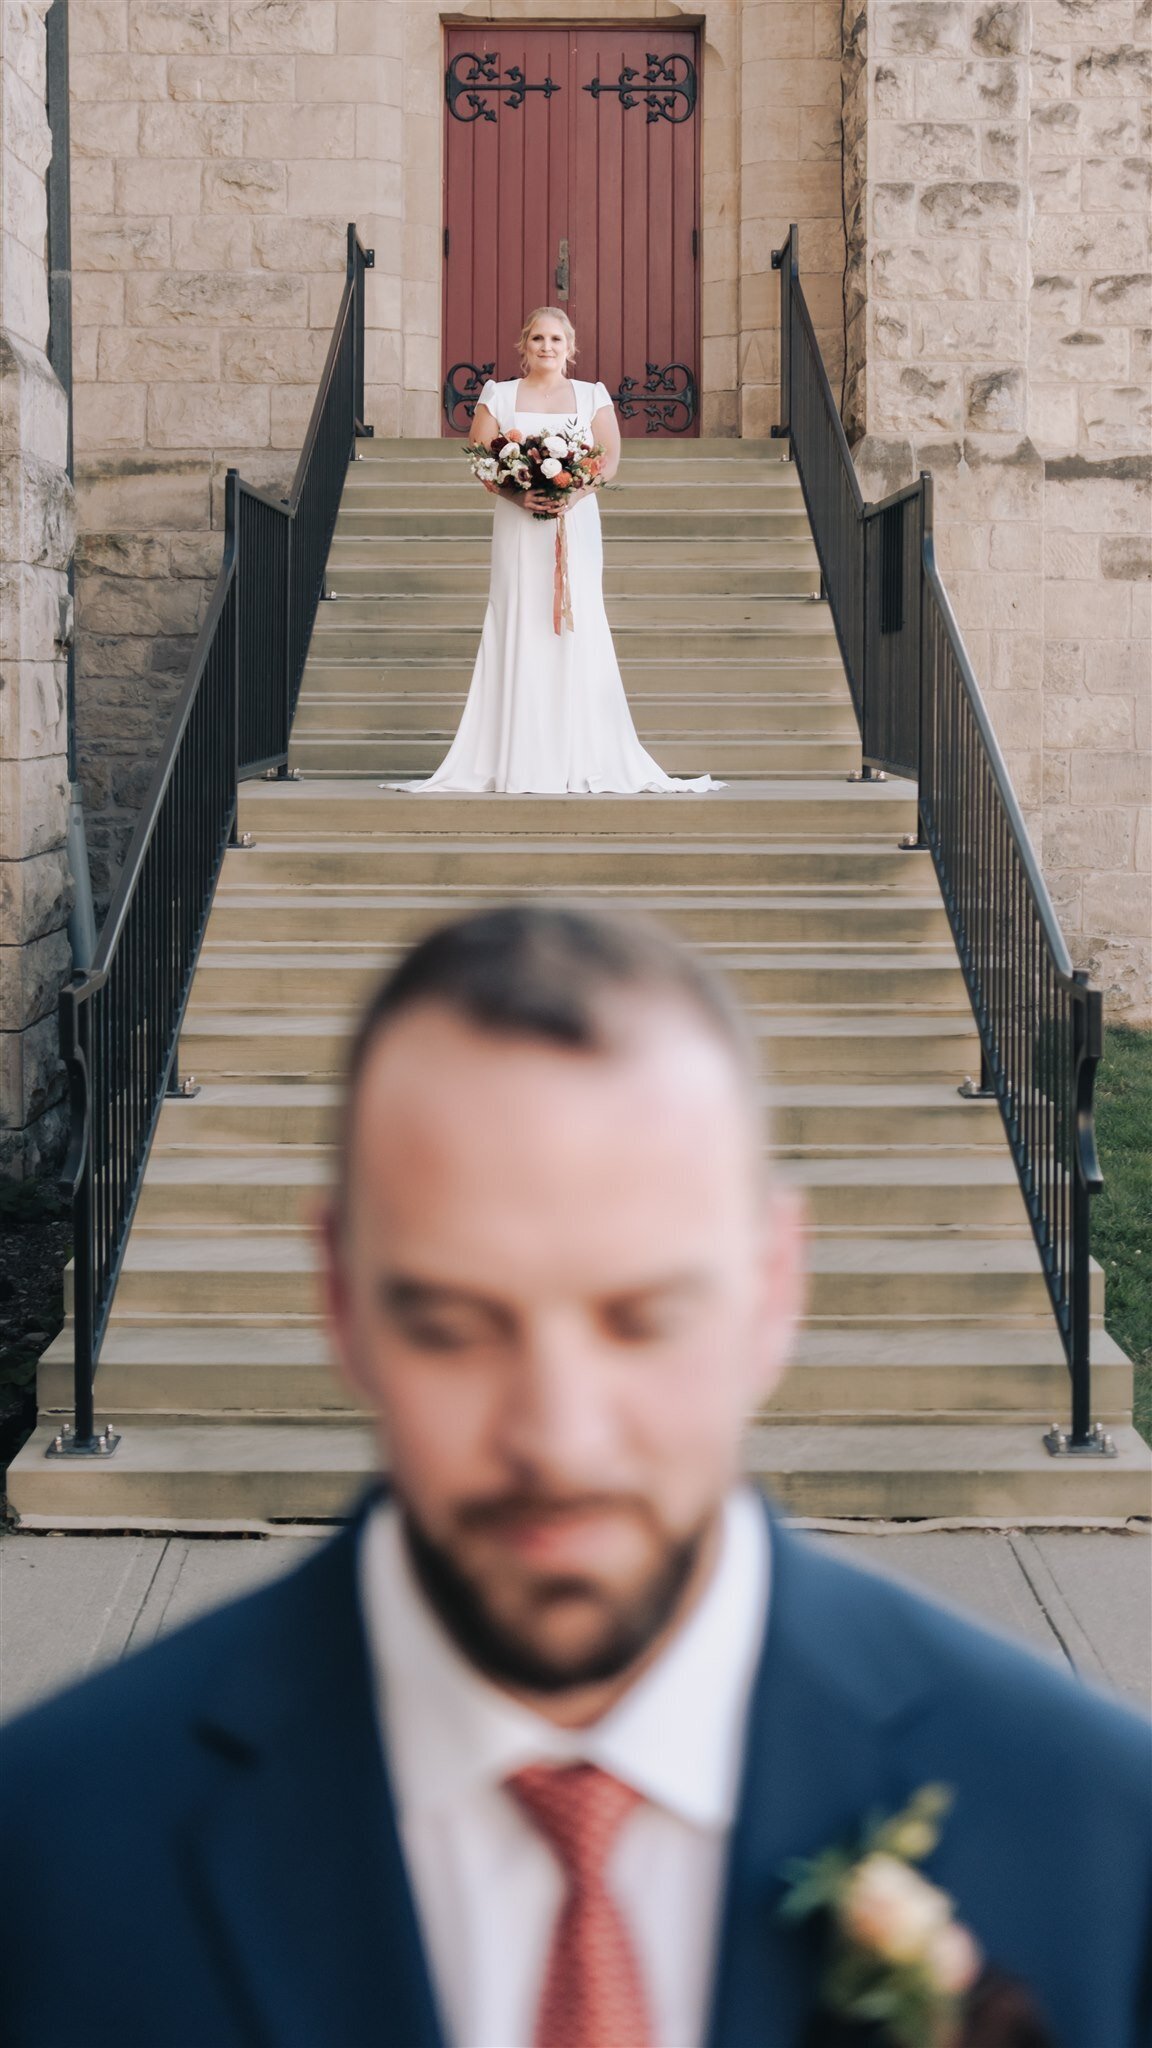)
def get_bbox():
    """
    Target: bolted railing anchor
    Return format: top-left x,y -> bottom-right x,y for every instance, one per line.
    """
169,1073 -> 201,1099
958,1073 -> 995,1100
46,1421 -> 121,1460
847,767 -> 887,783
1043,1421 -> 1118,1459
236,830 -> 256,848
